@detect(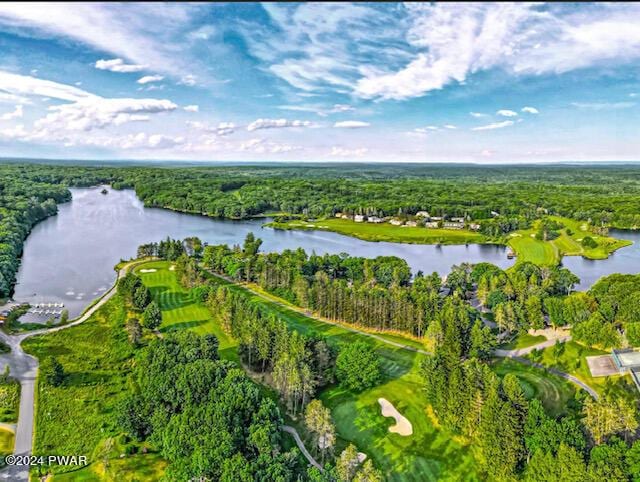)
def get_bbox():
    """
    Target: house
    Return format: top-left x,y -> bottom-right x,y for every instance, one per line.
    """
491,211 -> 500,217
430,216 -> 443,221
354,215 -> 365,222
450,217 -> 465,223
335,212 -> 343,218
415,211 -> 430,217
469,223 -> 481,231
367,216 -> 383,223
444,222 -> 464,229
612,348 -> 640,391
405,221 -> 417,227
424,221 -> 439,228
389,219 -> 404,226
341,214 -> 351,219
